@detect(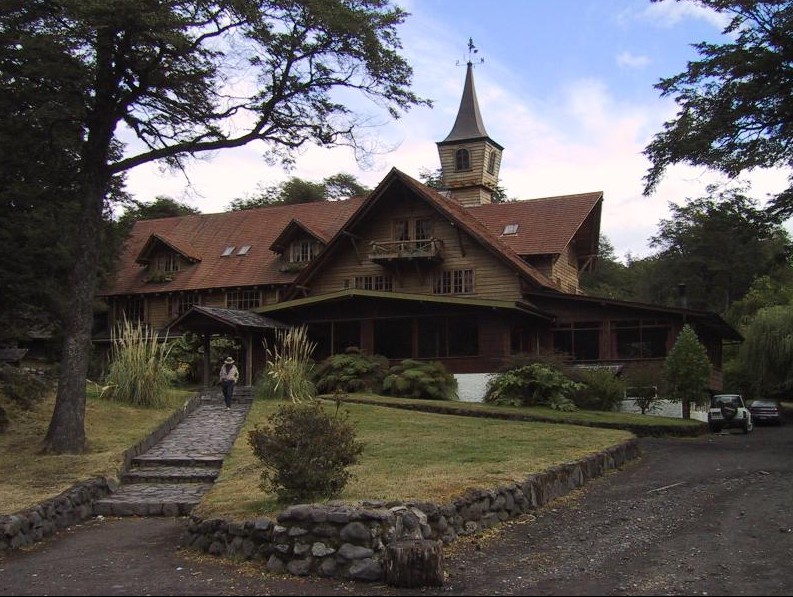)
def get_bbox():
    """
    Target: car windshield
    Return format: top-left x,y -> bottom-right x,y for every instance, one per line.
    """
712,395 -> 741,408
